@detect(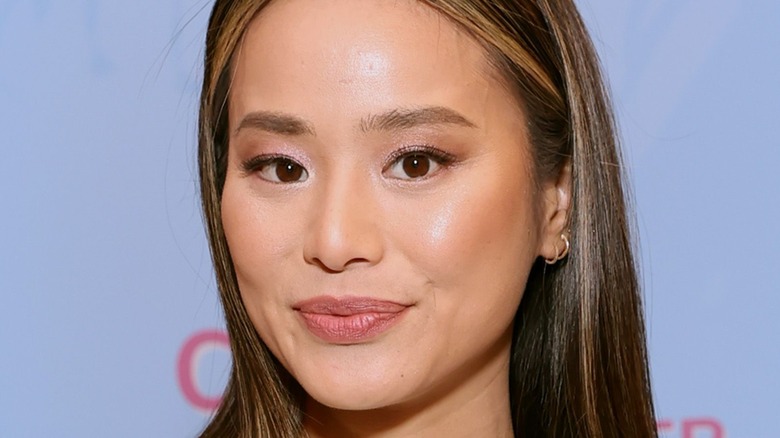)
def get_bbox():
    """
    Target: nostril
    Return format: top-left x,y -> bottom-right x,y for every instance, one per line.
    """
310,256 -> 344,273
309,255 -> 374,273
